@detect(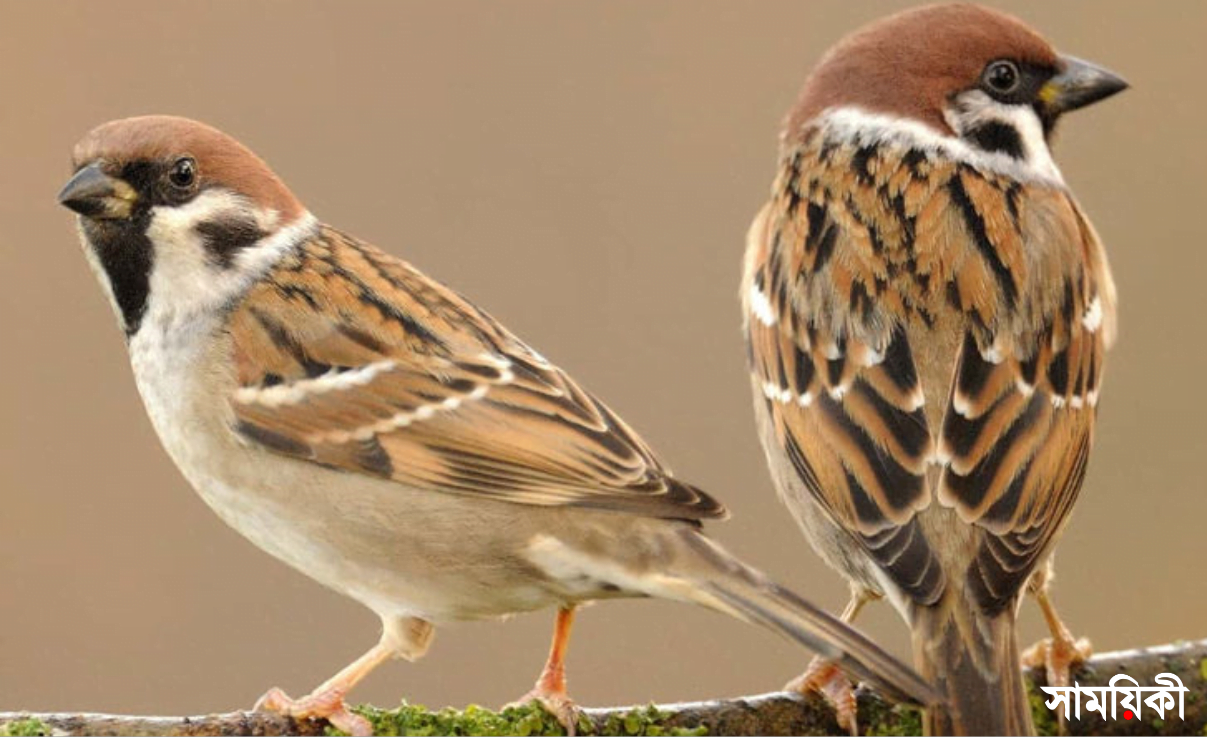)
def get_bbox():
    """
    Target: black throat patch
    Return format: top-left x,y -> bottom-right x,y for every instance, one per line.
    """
82,217 -> 154,337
